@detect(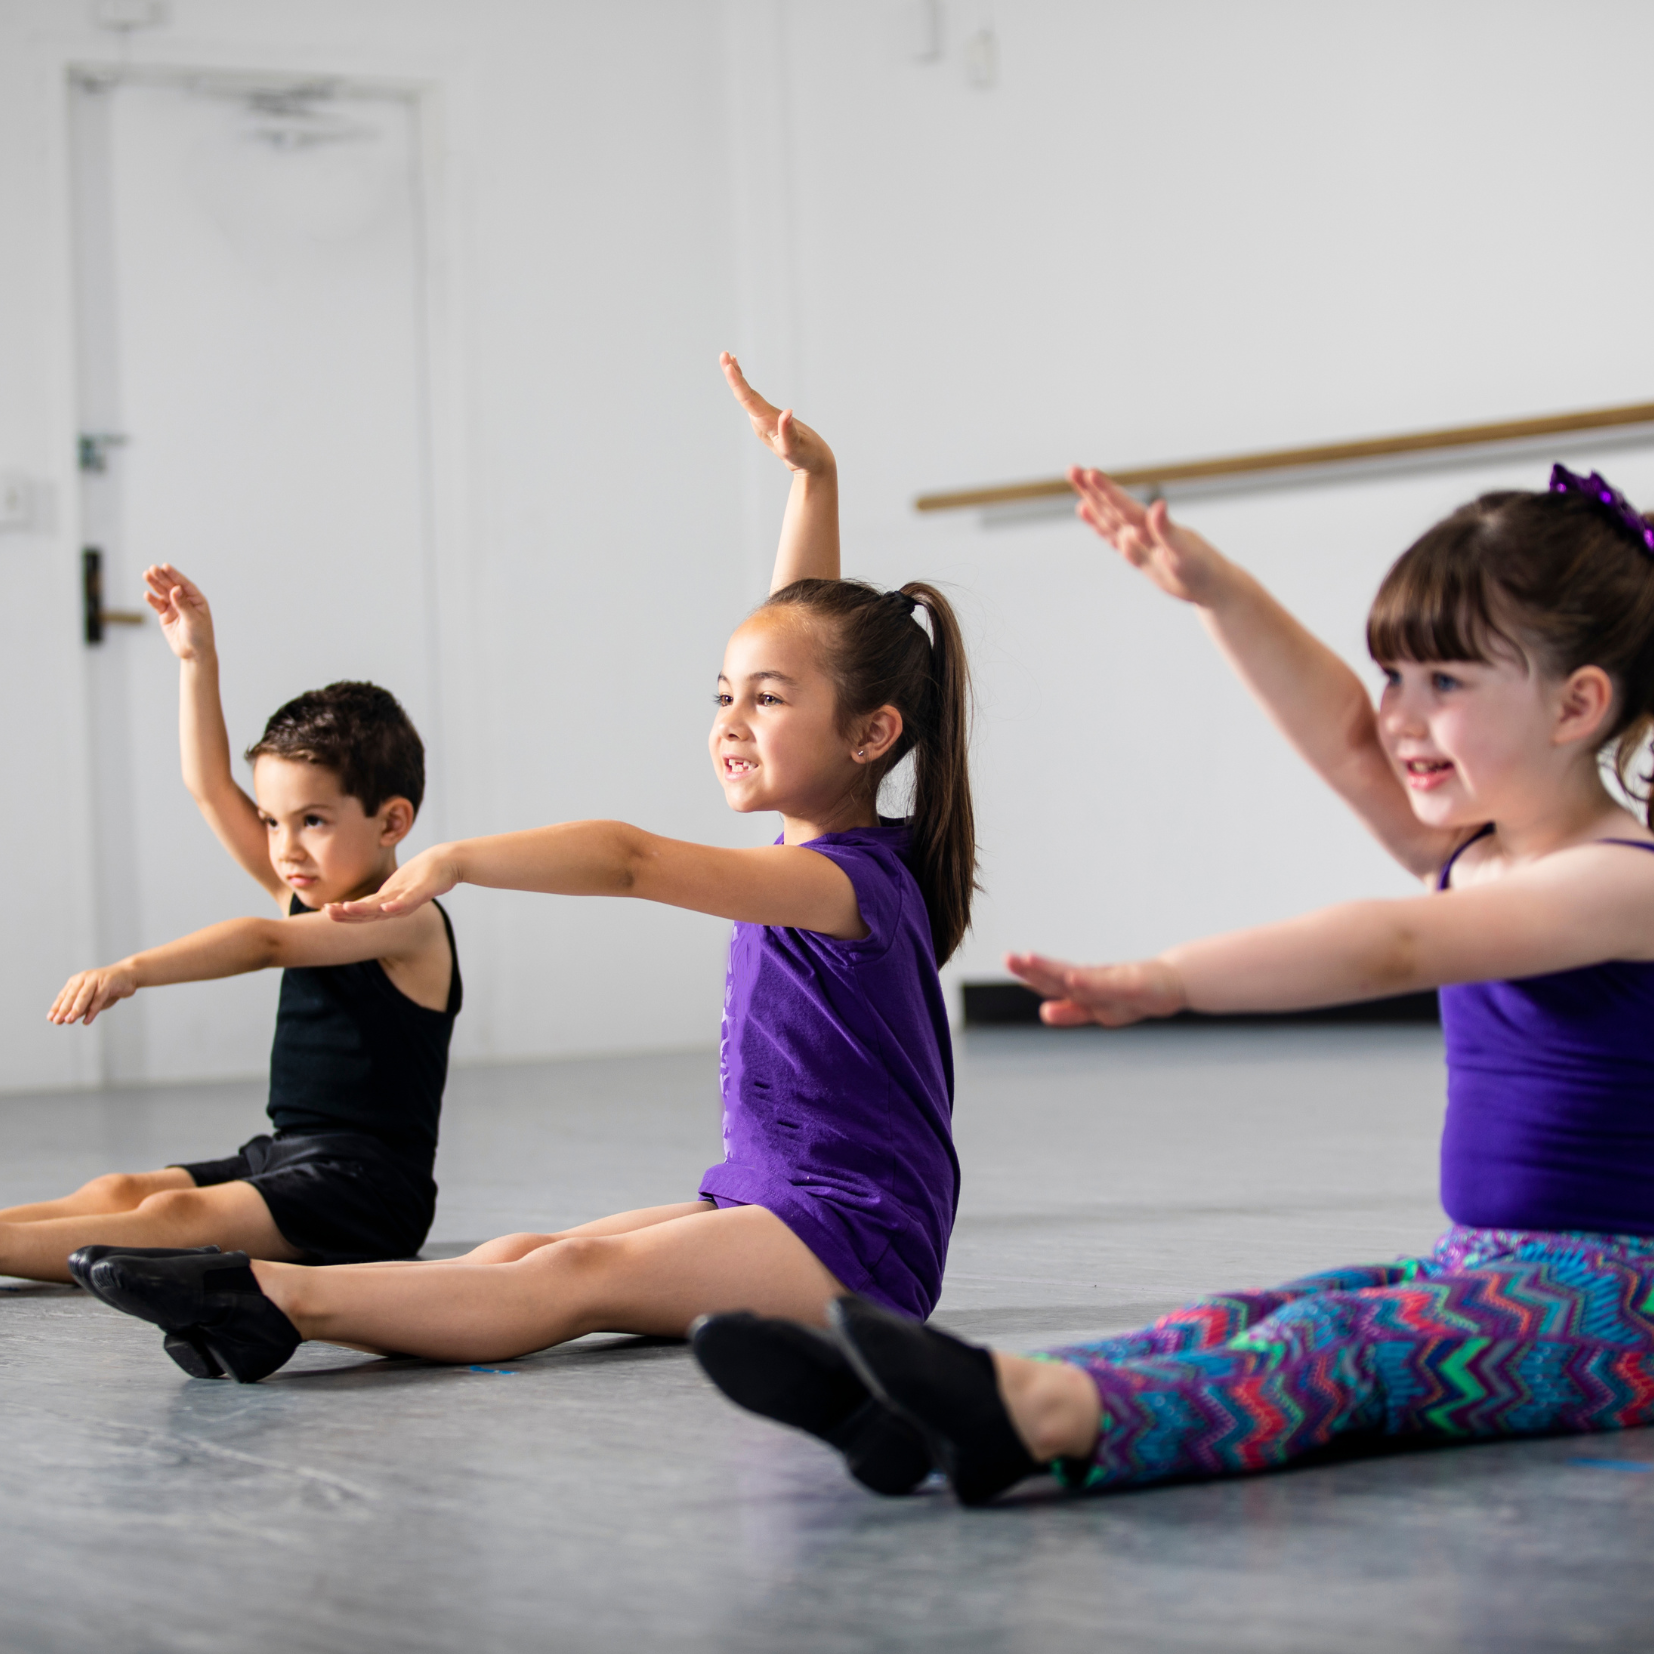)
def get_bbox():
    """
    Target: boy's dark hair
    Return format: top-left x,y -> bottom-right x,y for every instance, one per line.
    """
1367,488 -> 1654,825
245,681 -> 425,816
762,579 -> 977,964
